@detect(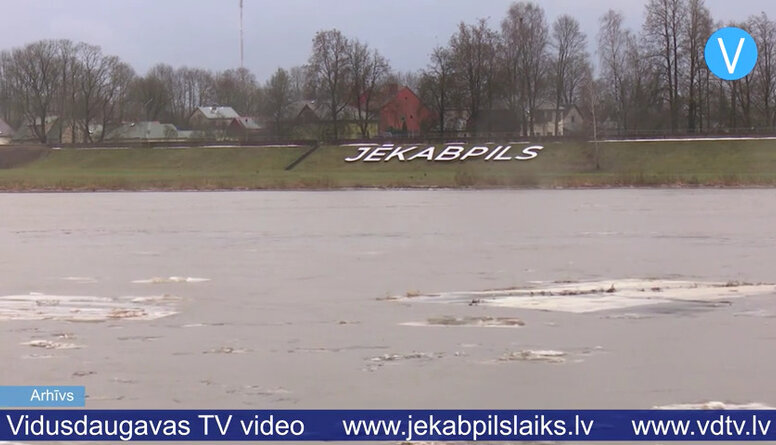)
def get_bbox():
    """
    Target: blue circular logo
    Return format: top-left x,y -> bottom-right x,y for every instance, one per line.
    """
705,27 -> 758,80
